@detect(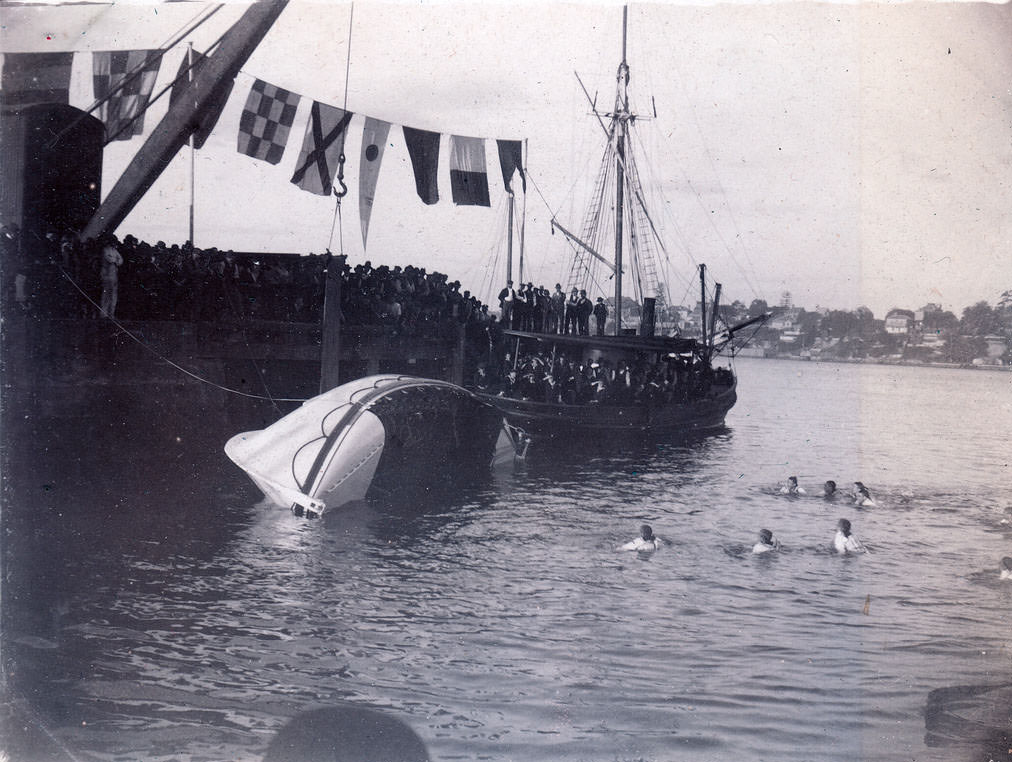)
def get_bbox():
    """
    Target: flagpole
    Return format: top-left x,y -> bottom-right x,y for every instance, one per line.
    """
188,42 -> 195,246
520,138 -> 527,285
506,192 -> 514,286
